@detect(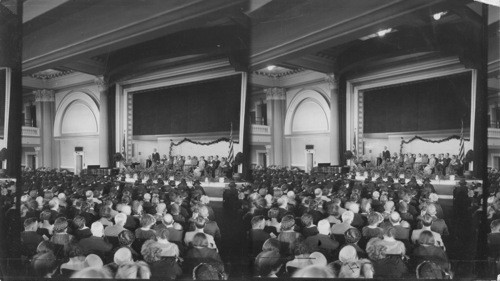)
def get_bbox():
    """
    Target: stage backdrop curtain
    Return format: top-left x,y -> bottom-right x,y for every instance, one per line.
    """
363,73 -> 471,133
132,75 -> 241,135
